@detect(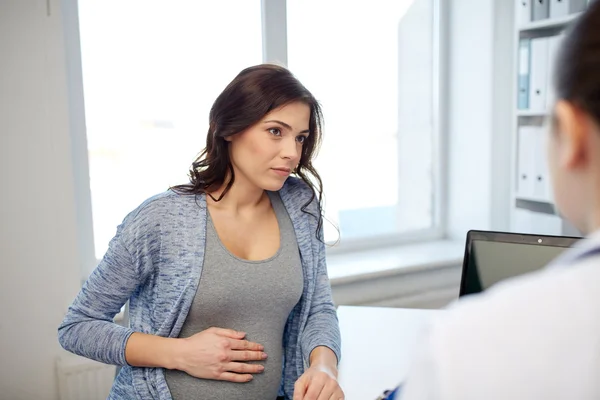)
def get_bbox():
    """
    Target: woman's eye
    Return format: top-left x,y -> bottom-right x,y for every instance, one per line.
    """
296,135 -> 306,144
268,128 -> 282,136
